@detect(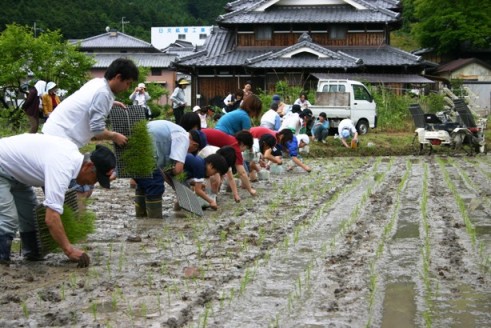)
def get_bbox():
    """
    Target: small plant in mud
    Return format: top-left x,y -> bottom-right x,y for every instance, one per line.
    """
21,301 -> 29,318
90,301 -> 97,320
